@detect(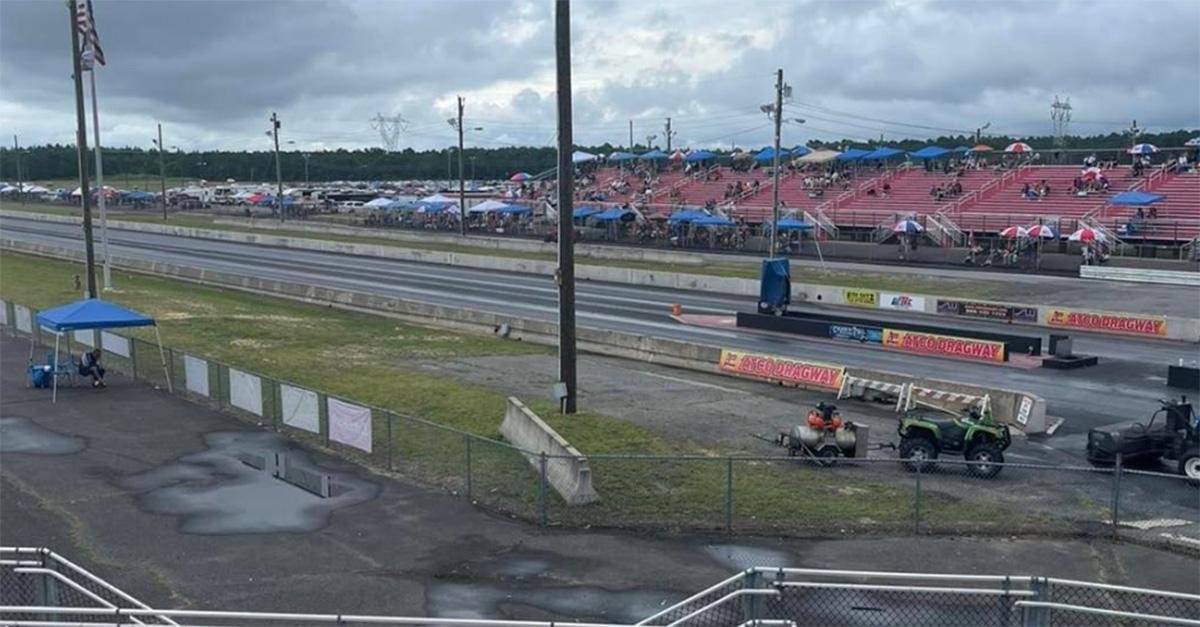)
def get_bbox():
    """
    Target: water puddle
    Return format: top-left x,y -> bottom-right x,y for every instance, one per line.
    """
119,431 -> 378,534
426,582 -> 671,621
704,543 -> 794,571
0,418 -> 86,455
